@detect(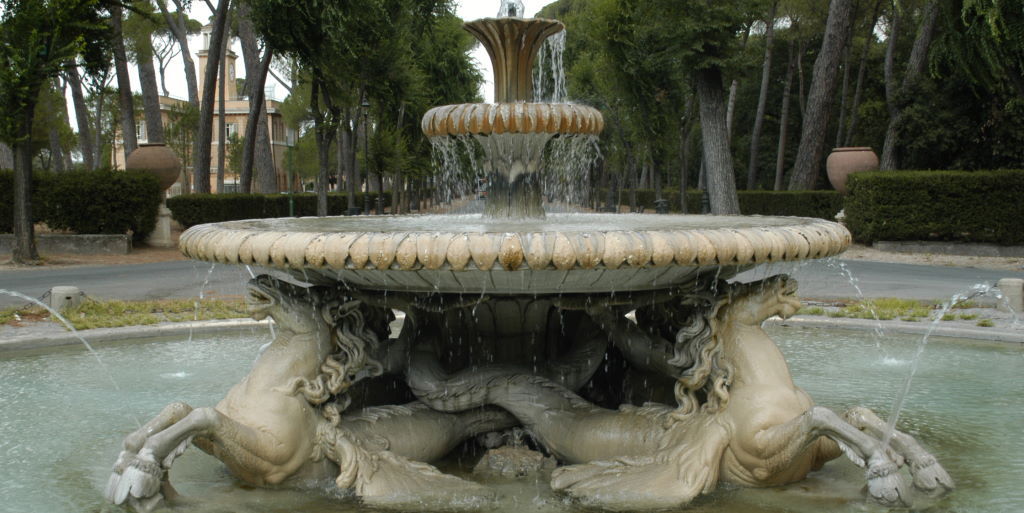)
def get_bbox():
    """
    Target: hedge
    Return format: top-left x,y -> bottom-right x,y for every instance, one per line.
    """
1,169 -> 161,240
844,170 -> 1024,245
0,171 -> 50,233
167,192 -> 391,228
604,188 -> 843,220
